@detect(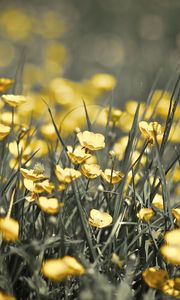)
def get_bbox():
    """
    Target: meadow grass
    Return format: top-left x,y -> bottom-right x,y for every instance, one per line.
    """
0,70 -> 179,300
